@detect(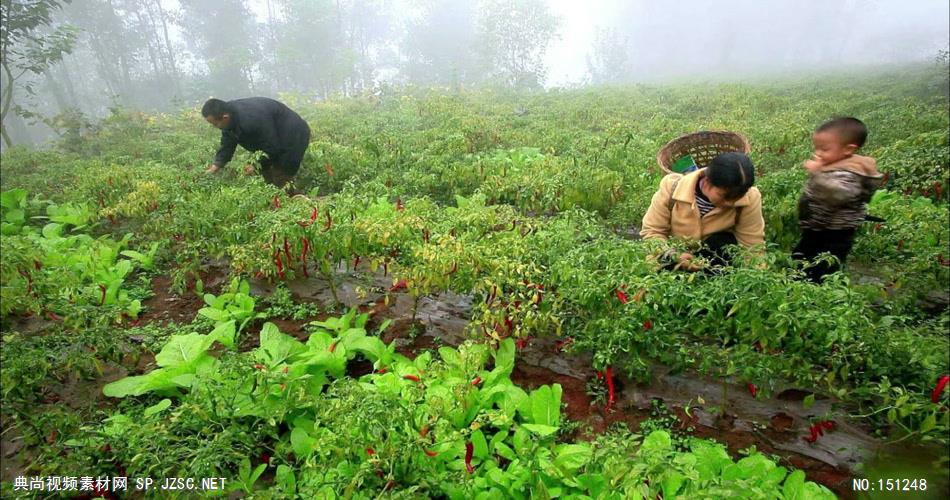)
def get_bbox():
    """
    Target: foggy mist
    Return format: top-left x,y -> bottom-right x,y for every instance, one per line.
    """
1,0 -> 947,145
